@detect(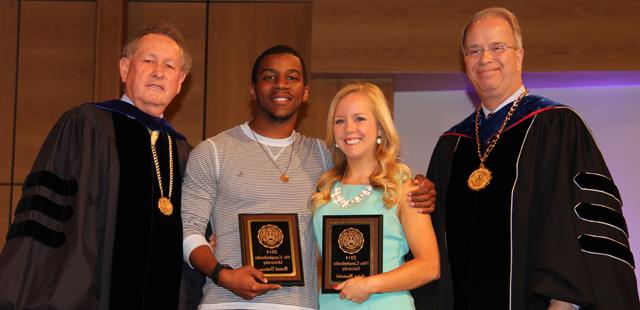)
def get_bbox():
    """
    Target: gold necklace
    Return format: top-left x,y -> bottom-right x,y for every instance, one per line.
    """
249,127 -> 295,183
467,88 -> 528,191
151,131 -> 174,215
